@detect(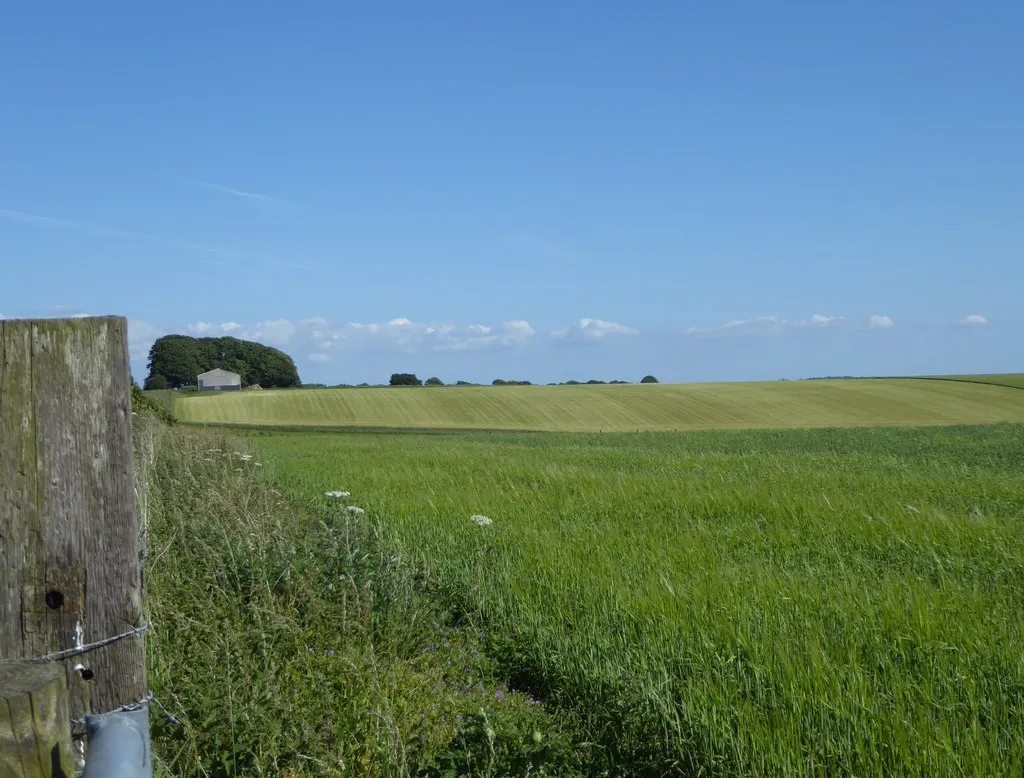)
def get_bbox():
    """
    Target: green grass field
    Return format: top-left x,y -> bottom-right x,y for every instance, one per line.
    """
174,378 -> 1024,432
921,373 -> 1024,390
253,423 -> 1024,776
